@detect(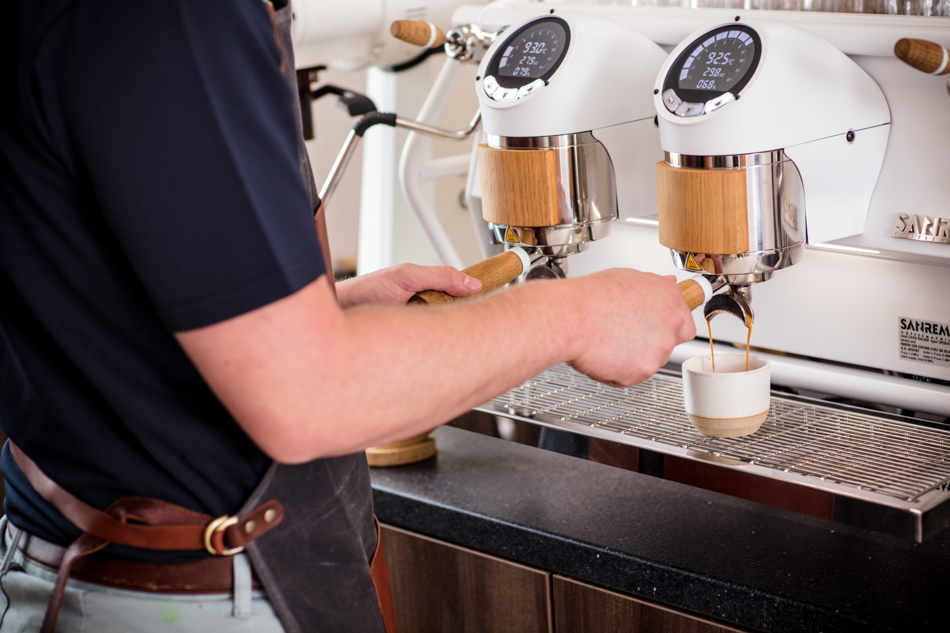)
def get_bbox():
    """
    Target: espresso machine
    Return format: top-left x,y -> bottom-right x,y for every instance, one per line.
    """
357,10 -> 671,287
394,1 -> 950,542
653,18 -> 890,329
473,11 -> 669,281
